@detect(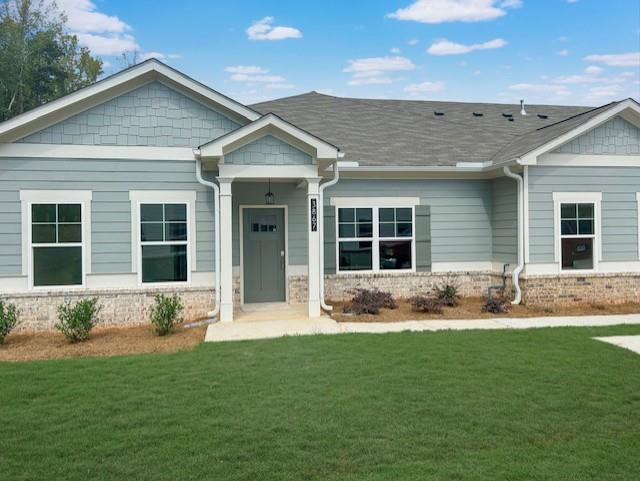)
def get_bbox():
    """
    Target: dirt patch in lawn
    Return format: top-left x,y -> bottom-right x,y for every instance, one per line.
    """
330,297 -> 640,323
0,323 -> 206,362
